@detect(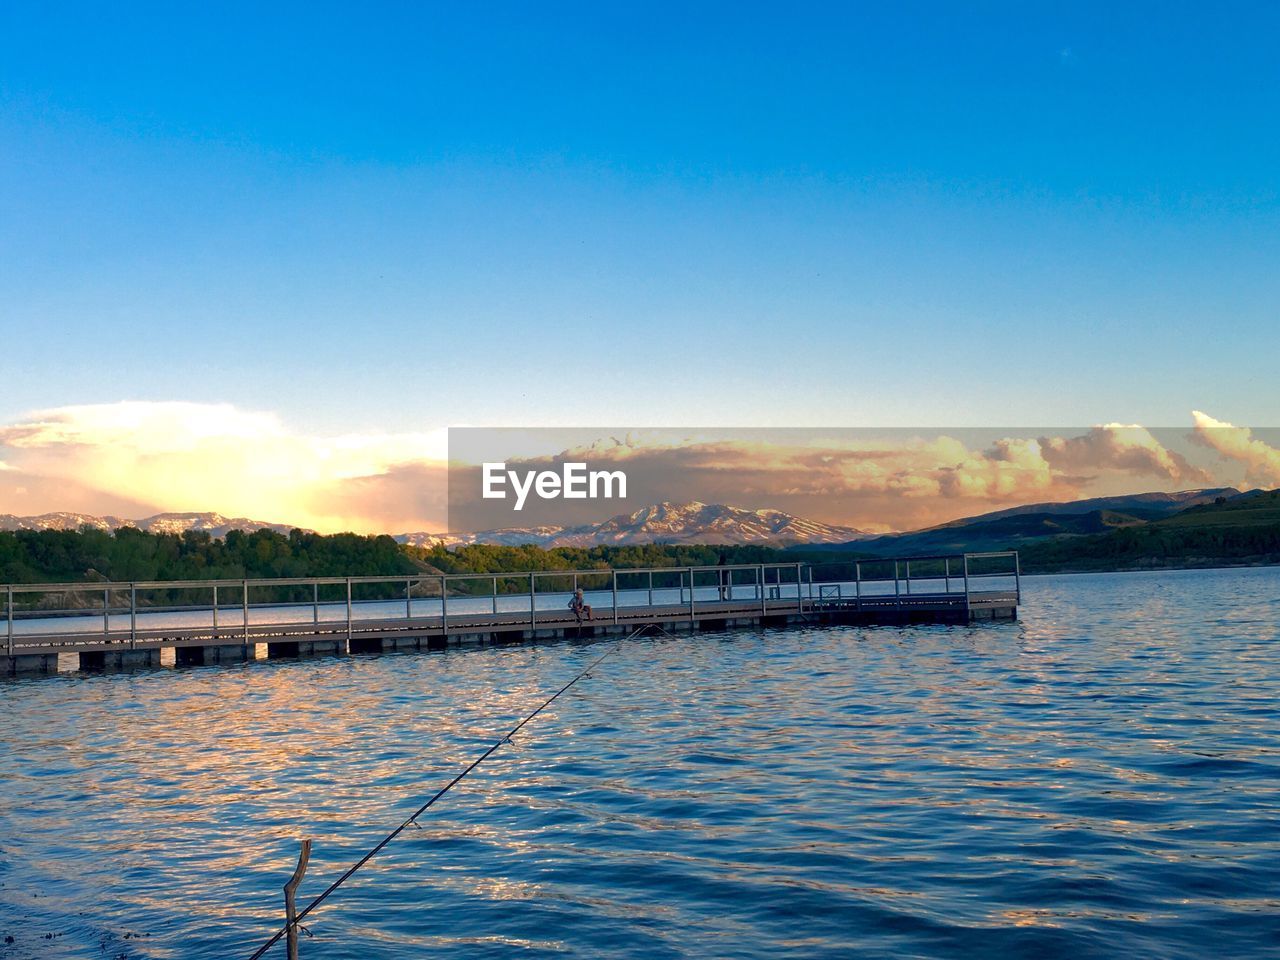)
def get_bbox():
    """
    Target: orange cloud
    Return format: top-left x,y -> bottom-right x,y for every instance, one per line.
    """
0,402 -> 448,533
1191,411 -> 1280,487
545,425 -> 1208,530
0,407 -> 1235,535
1038,424 -> 1213,484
